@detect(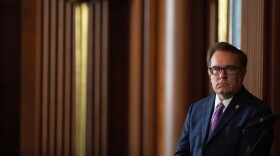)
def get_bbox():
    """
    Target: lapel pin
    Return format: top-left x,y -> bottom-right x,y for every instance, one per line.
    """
235,105 -> 240,109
